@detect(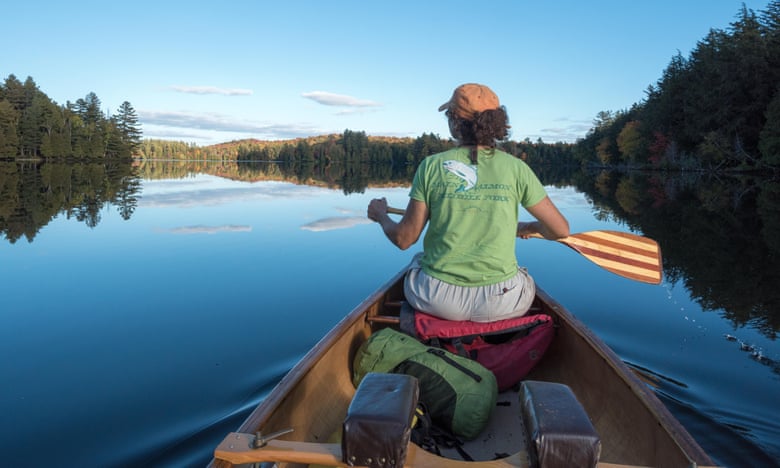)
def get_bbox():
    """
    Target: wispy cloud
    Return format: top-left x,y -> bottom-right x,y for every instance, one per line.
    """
302,91 -> 382,108
141,128 -> 209,140
526,117 -> 592,143
169,85 -> 253,96
300,216 -> 372,232
162,225 -> 253,235
138,110 -> 320,139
